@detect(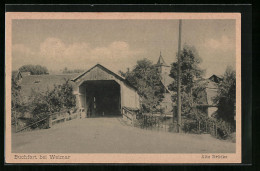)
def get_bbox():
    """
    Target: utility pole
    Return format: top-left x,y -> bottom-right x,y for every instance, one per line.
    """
177,19 -> 182,133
